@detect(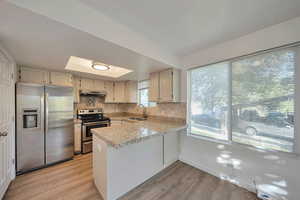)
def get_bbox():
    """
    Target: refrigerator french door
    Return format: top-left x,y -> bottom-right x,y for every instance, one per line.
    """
45,86 -> 74,165
16,83 -> 74,174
